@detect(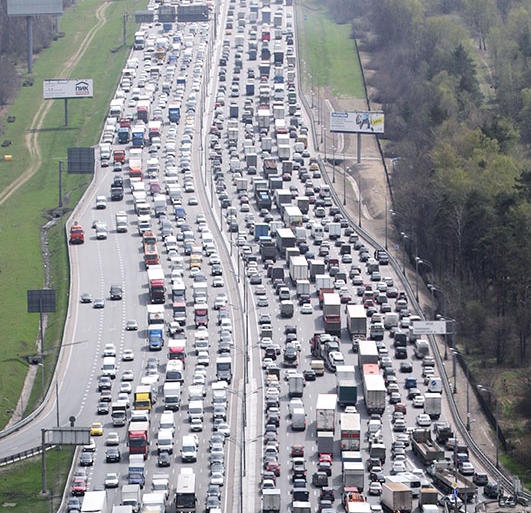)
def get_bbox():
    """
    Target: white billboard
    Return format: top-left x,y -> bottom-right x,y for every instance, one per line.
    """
43,79 -> 94,100
411,321 -> 448,335
330,111 -> 385,134
8,0 -> 63,16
